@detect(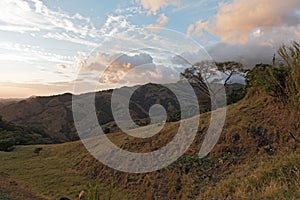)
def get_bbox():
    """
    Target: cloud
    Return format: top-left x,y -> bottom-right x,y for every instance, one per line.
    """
112,53 -> 154,68
43,32 -> 98,47
296,26 -> 300,39
211,0 -> 300,44
0,25 -> 40,33
207,43 -> 276,68
186,20 -> 208,37
187,0 -> 300,44
0,0 -> 97,46
0,42 -> 74,65
78,52 -> 179,86
183,0 -> 300,68
136,0 -> 180,14
100,53 -> 154,84
58,64 -> 69,69
110,64 -> 178,85
171,51 -> 212,66
171,42 -> 279,68
80,52 -> 153,72
97,14 -> 136,38
206,24 -> 300,68
147,14 -> 169,30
